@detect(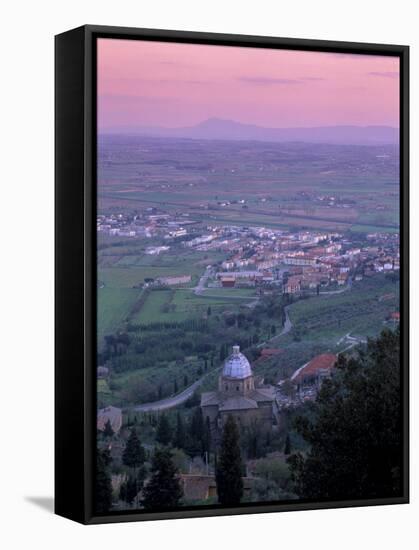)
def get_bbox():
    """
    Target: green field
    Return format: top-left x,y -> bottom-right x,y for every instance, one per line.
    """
98,287 -> 141,346
132,288 -> 255,325
287,274 -> 399,342
131,290 -> 173,324
199,288 -> 256,298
